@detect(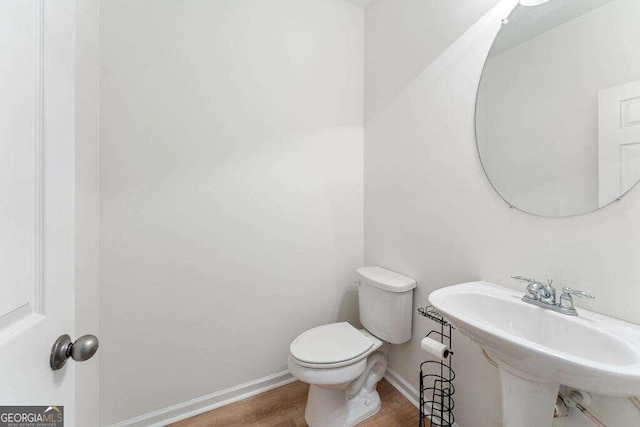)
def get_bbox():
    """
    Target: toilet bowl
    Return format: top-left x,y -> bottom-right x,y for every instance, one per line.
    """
288,324 -> 386,426
288,266 -> 416,427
